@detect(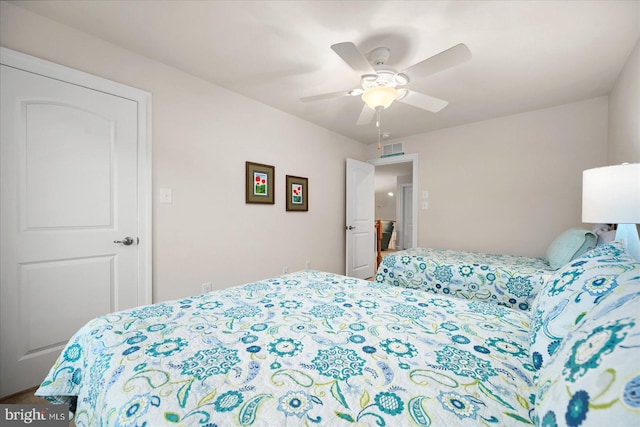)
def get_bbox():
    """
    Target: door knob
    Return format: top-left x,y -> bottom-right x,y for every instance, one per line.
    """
346,225 -> 356,230
114,236 -> 135,246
